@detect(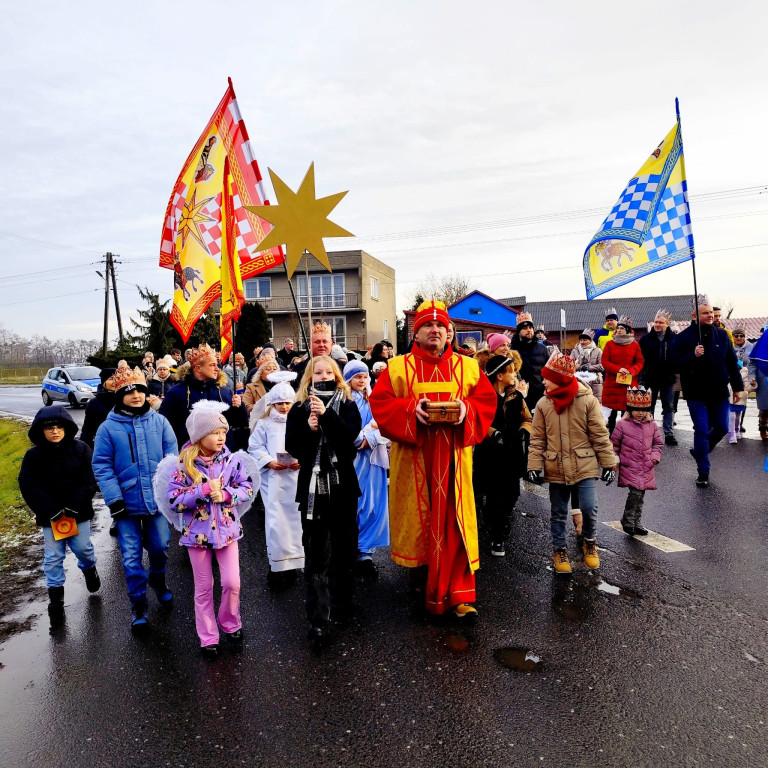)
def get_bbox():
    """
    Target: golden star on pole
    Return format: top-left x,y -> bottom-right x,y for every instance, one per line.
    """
245,163 -> 354,278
